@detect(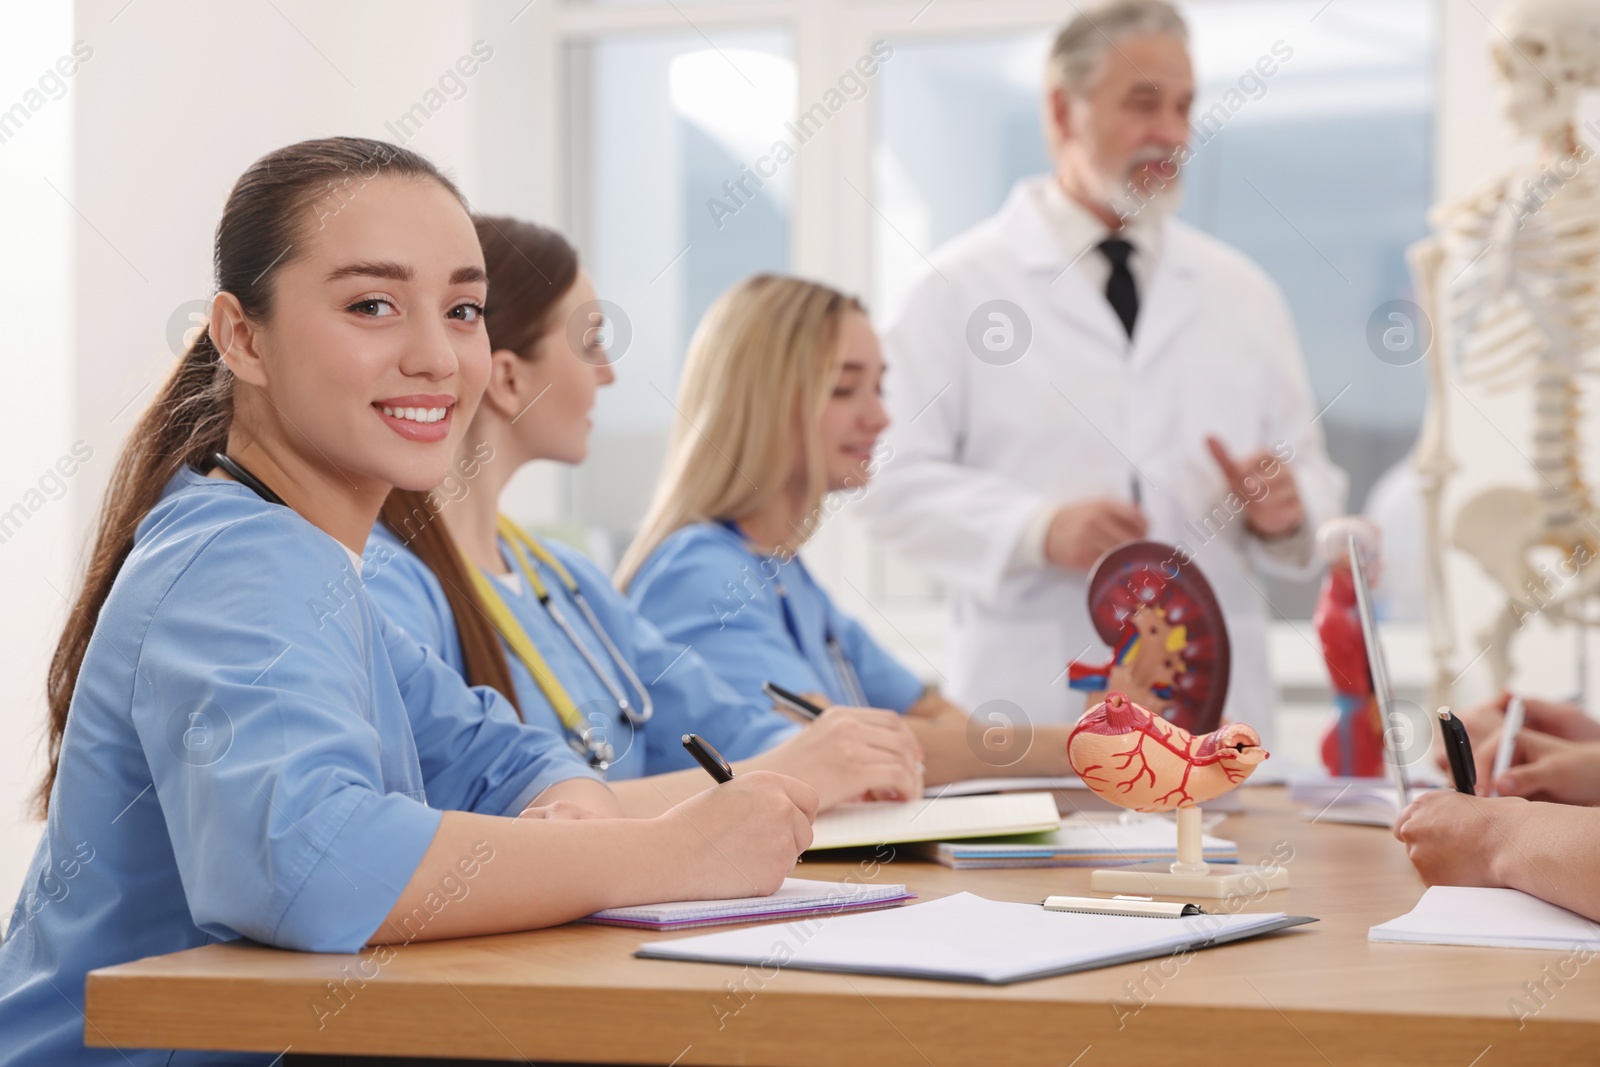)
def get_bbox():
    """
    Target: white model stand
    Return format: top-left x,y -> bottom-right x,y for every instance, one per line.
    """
1089,806 -> 1288,899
